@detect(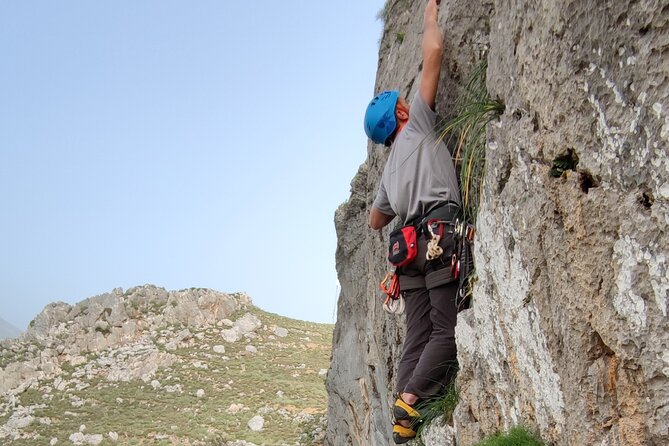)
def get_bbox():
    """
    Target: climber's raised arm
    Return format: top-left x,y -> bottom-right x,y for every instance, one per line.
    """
419,0 -> 443,110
